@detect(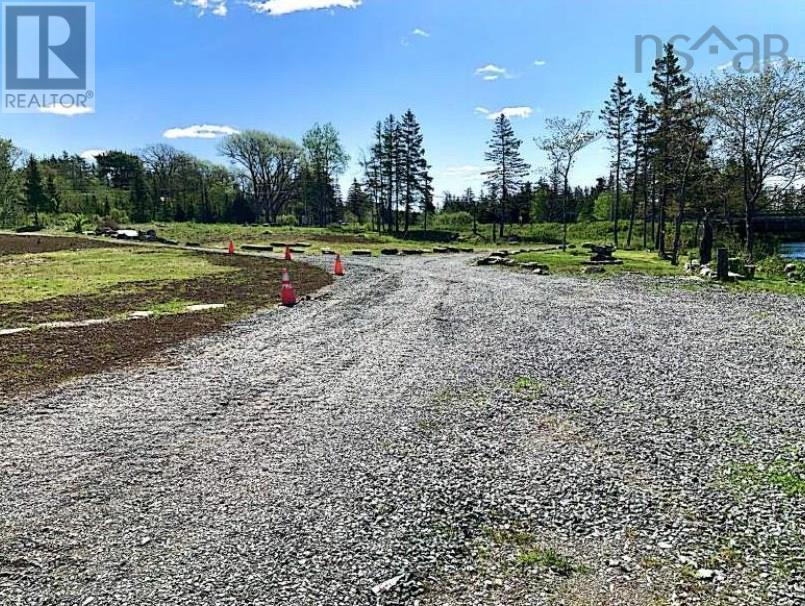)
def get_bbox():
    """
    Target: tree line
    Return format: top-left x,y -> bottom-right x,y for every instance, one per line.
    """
0,122 -> 356,229
457,45 -> 805,261
3,46 -> 805,262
